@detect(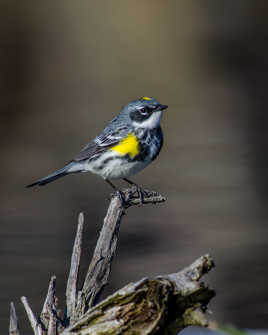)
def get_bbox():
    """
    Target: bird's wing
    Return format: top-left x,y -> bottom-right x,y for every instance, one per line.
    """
72,126 -> 130,162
